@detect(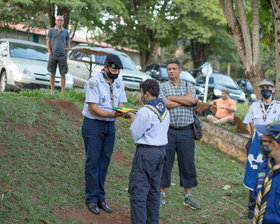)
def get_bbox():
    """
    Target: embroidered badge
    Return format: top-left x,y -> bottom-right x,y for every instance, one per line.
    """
116,84 -> 120,89
273,110 -> 276,114
102,96 -> 106,103
89,82 -> 97,89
